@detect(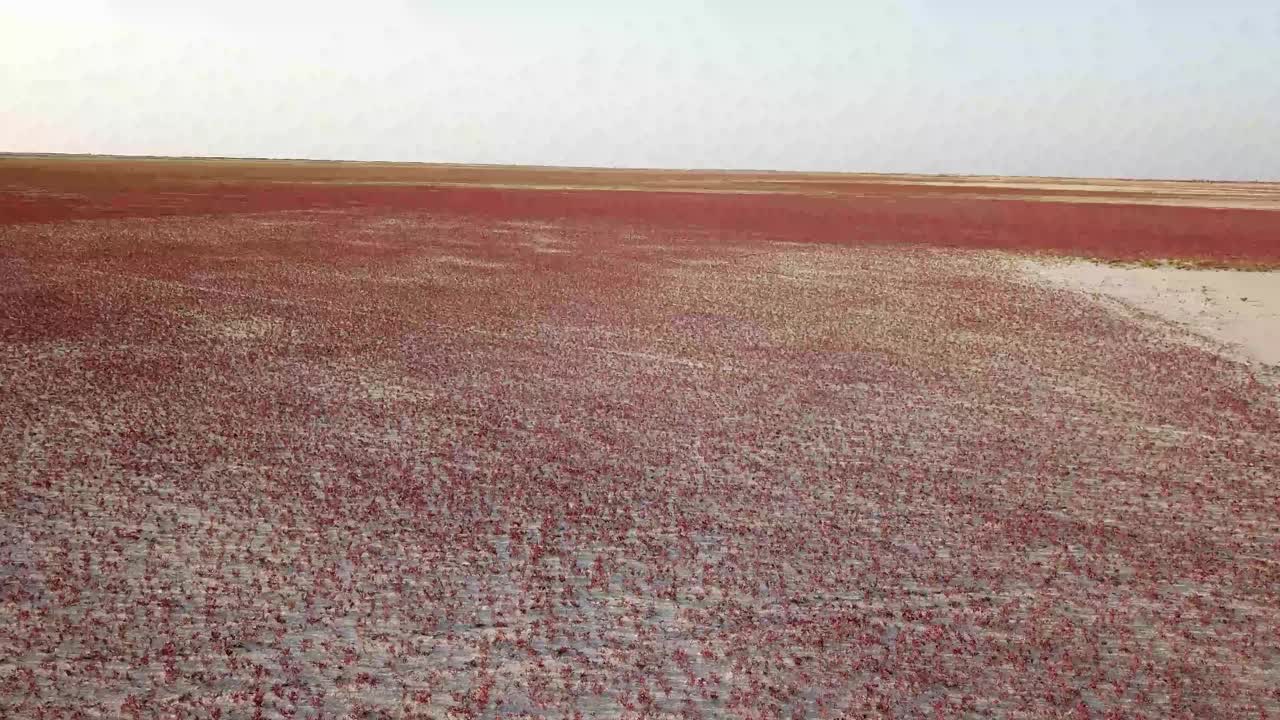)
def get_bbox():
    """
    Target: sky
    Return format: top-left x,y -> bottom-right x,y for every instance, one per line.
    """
3,1 -> 1278,180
